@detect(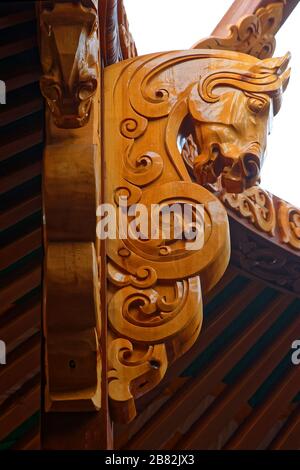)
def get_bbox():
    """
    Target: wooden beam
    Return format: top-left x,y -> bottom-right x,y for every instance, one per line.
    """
212,0 -> 299,37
